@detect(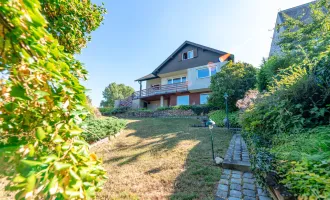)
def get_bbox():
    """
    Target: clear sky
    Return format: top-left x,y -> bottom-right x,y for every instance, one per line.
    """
76,0 -> 312,106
